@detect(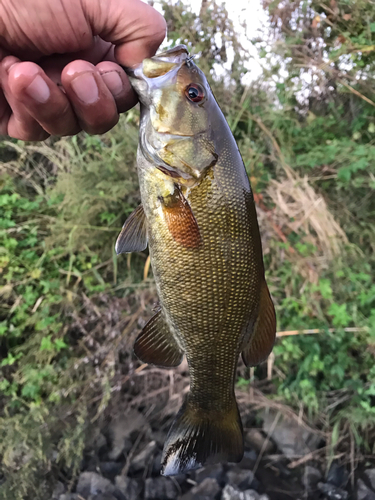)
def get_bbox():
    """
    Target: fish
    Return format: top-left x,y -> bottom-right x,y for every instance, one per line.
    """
116,45 -> 276,476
